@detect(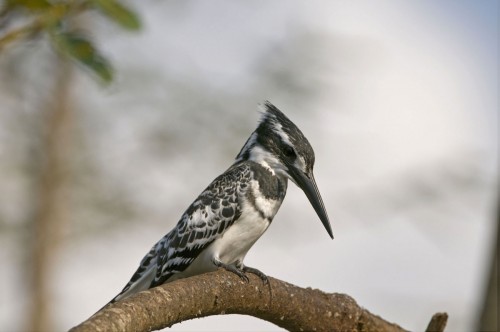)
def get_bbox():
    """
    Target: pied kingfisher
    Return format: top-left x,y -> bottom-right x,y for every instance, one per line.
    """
108,101 -> 333,304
